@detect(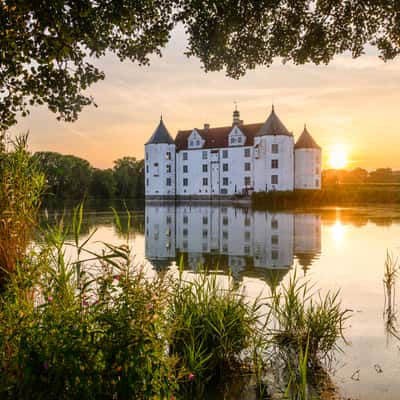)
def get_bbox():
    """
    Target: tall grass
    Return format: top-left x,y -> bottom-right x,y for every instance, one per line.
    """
168,268 -> 263,388
0,134 -> 45,275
